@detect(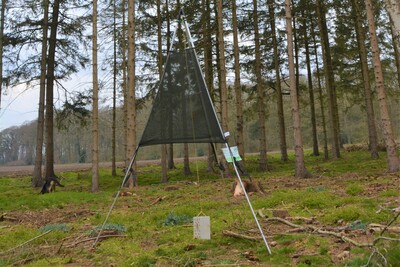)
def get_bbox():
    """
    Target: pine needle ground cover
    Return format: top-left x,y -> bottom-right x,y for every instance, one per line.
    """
0,150 -> 399,266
